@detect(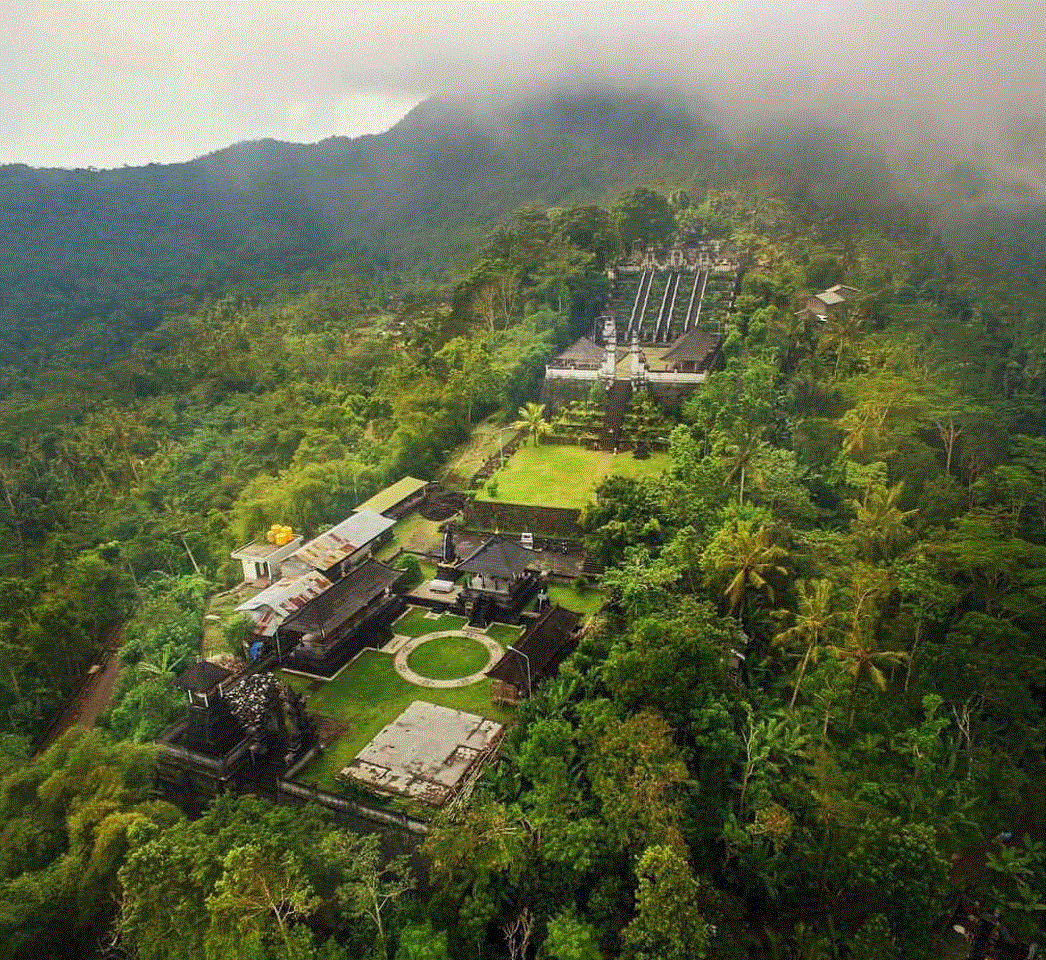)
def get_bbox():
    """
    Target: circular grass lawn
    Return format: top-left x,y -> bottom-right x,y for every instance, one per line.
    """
405,635 -> 492,682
